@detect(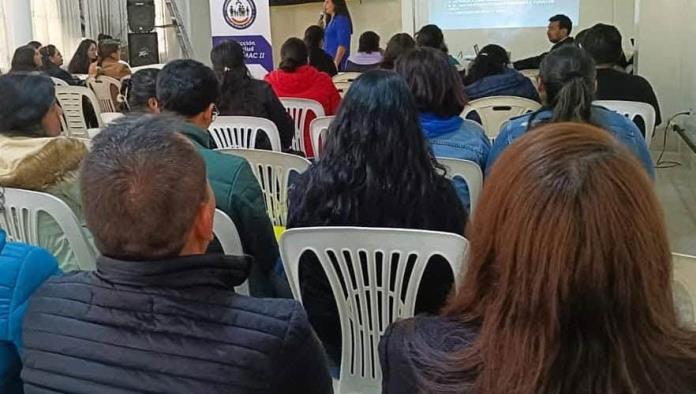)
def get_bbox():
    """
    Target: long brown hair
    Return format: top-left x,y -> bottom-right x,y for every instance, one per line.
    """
414,122 -> 696,393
